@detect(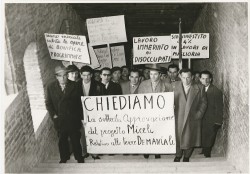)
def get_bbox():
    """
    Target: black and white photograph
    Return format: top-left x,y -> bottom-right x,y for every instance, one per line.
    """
2,1 -> 249,173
